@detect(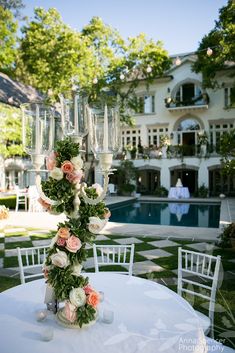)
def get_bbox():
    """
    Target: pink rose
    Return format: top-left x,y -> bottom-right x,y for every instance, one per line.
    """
61,160 -> 74,174
57,227 -> 70,239
84,285 -> 94,295
46,151 -> 57,171
38,198 -> 51,211
64,301 -> 77,323
66,170 -> 83,184
87,291 -> 100,308
66,235 -> 82,253
56,237 -> 66,247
